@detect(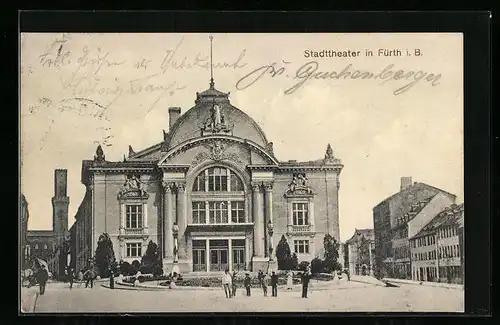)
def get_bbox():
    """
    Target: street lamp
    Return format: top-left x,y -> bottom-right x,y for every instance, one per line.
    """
267,221 -> 274,261
172,223 -> 180,275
